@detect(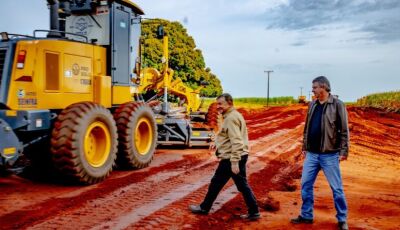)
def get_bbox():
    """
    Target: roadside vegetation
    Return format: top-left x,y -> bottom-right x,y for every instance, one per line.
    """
356,91 -> 400,113
201,97 -> 297,110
